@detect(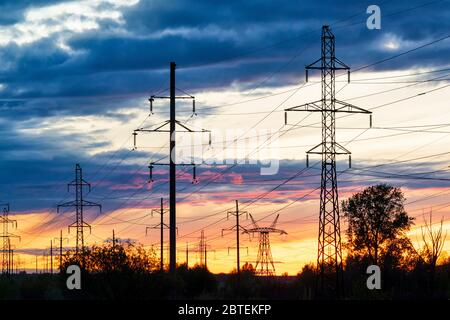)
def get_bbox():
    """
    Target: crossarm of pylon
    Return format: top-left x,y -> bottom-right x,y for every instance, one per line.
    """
147,222 -> 170,230
268,228 -> 288,235
151,162 -> 195,166
243,228 -> 260,234
0,217 -> 16,224
334,99 -> 372,114
0,233 -> 20,239
57,200 -> 77,211
306,142 -> 351,155
334,57 -> 350,70
81,179 -> 92,187
239,225 -> 248,233
270,214 -> 280,228
151,95 -> 194,100
68,221 -> 91,229
136,120 -> 210,133
175,120 -> 211,134
81,200 -> 102,209
151,208 -> 169,216
135,120 -> 170,132
305,57 -> 322,70
249,214 -> 259,229
284,100 -> 322,112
